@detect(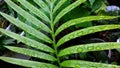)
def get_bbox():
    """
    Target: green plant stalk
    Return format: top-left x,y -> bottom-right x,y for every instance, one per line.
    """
50,1 -> 61,67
